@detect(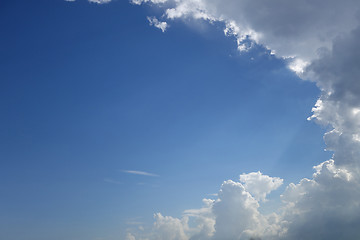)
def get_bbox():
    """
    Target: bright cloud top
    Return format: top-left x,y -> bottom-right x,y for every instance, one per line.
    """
126,172 -> 284,240
67,0 -> 360,239
239,171 -> 283,202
